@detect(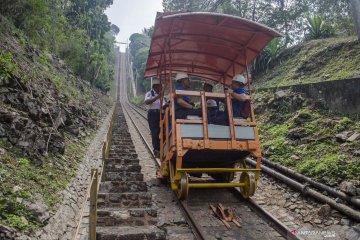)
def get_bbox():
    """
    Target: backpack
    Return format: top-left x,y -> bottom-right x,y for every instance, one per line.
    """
240,100 -> 251,118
